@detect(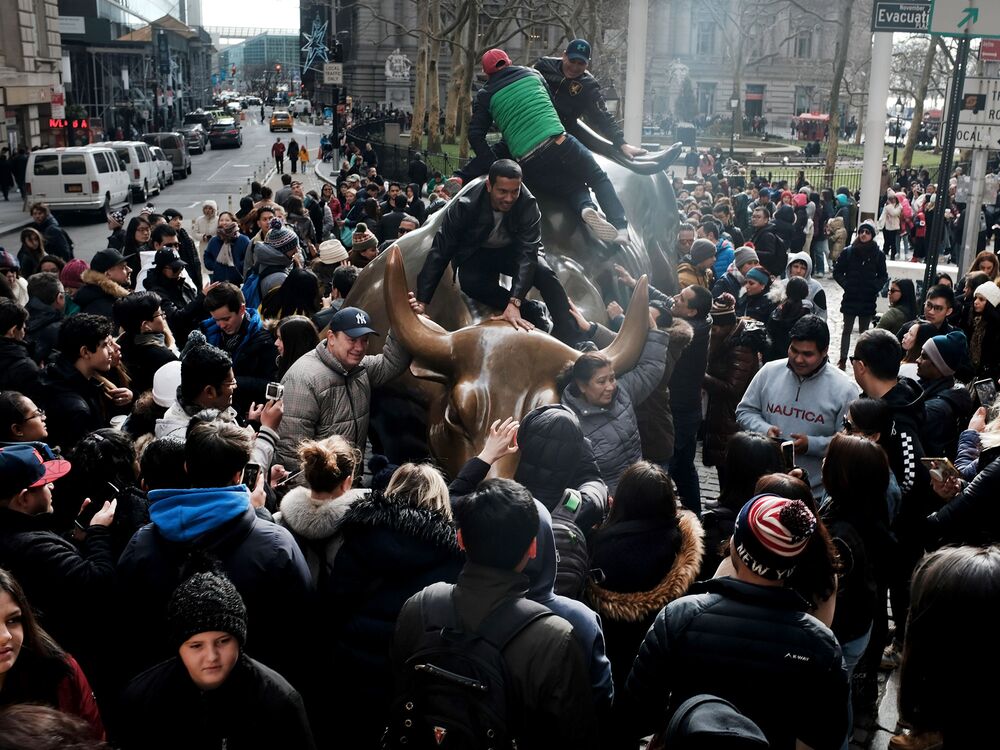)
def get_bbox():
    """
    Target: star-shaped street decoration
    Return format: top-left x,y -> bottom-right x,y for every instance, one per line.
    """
302,16 -> 330,72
